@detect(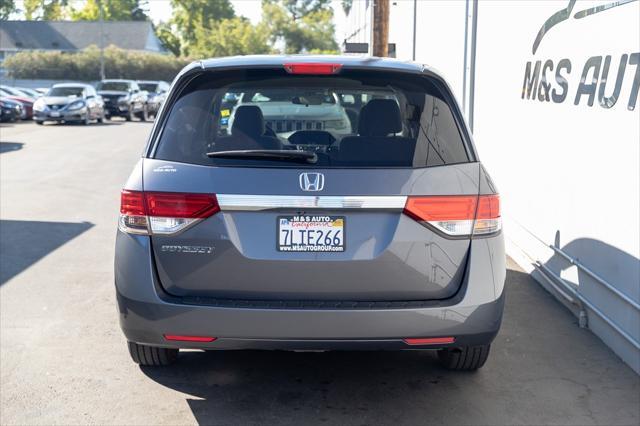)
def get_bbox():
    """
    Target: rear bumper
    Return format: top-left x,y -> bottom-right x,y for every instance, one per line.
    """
115,231 -> 506,350
117,291 -> 503,350
34,109 -> 85,122
104,104 -> 130,116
